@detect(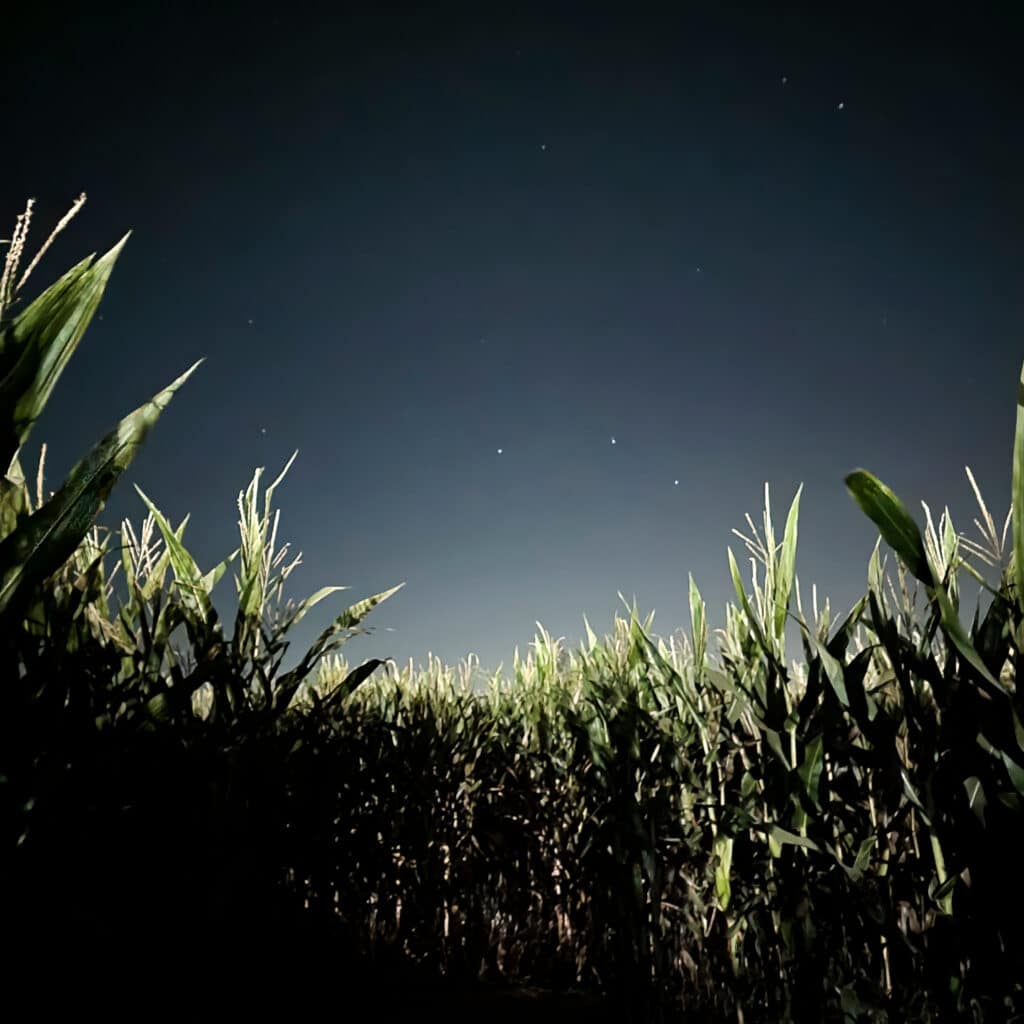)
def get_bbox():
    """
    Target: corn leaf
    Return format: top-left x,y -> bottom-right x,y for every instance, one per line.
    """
845,469 -> 931,585
0,237 -> 129,473
0,359 -> 201,622
773,484 -> 802,642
